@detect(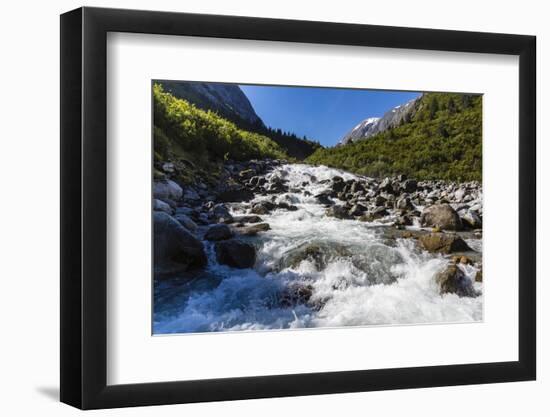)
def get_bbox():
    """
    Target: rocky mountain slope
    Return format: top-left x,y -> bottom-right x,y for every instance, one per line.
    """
339,96 -> 421,146
159,80 -> 264,128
